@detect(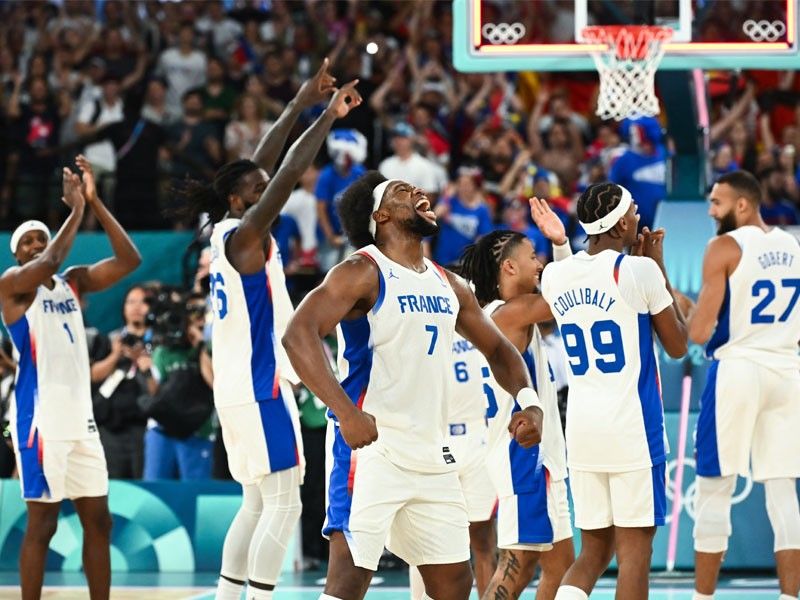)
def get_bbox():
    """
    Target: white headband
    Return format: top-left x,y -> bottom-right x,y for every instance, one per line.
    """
10,220 -> 51,254
369,179 -> 399,238
579,186 -> 633,235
